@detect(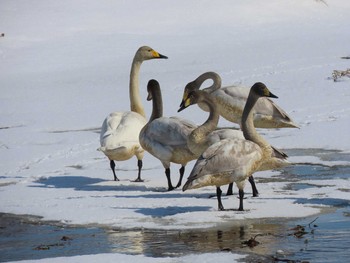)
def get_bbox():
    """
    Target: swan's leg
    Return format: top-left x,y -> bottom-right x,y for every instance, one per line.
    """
226,183 -> 234,196
217,187 -> 225,211
175,166 -> 185,188
238,189 -> 244,211
110,160 -> 119,181
248,176 -> 259,197
133,160 -> 144,182
165,168 -> 174,191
